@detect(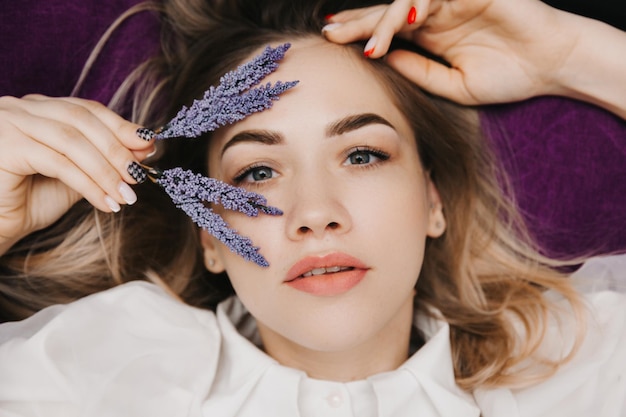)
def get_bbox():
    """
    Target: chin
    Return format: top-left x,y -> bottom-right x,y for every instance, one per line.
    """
289,322 -> 379,353
267,300 -> 390,351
